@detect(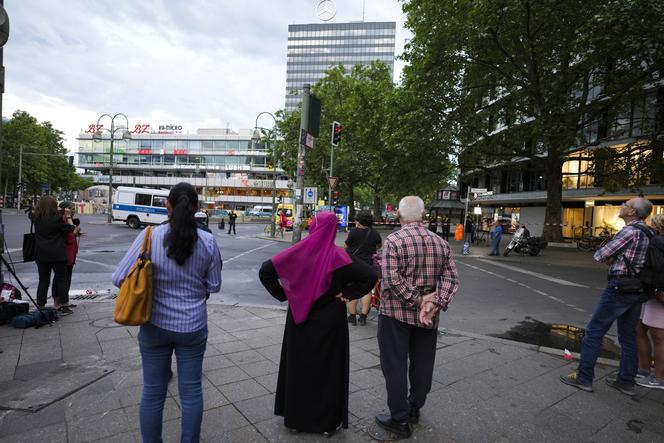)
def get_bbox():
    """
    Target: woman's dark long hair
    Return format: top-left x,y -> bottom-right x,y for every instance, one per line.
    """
165,182 -> 199,265
33,195 -> 59,219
